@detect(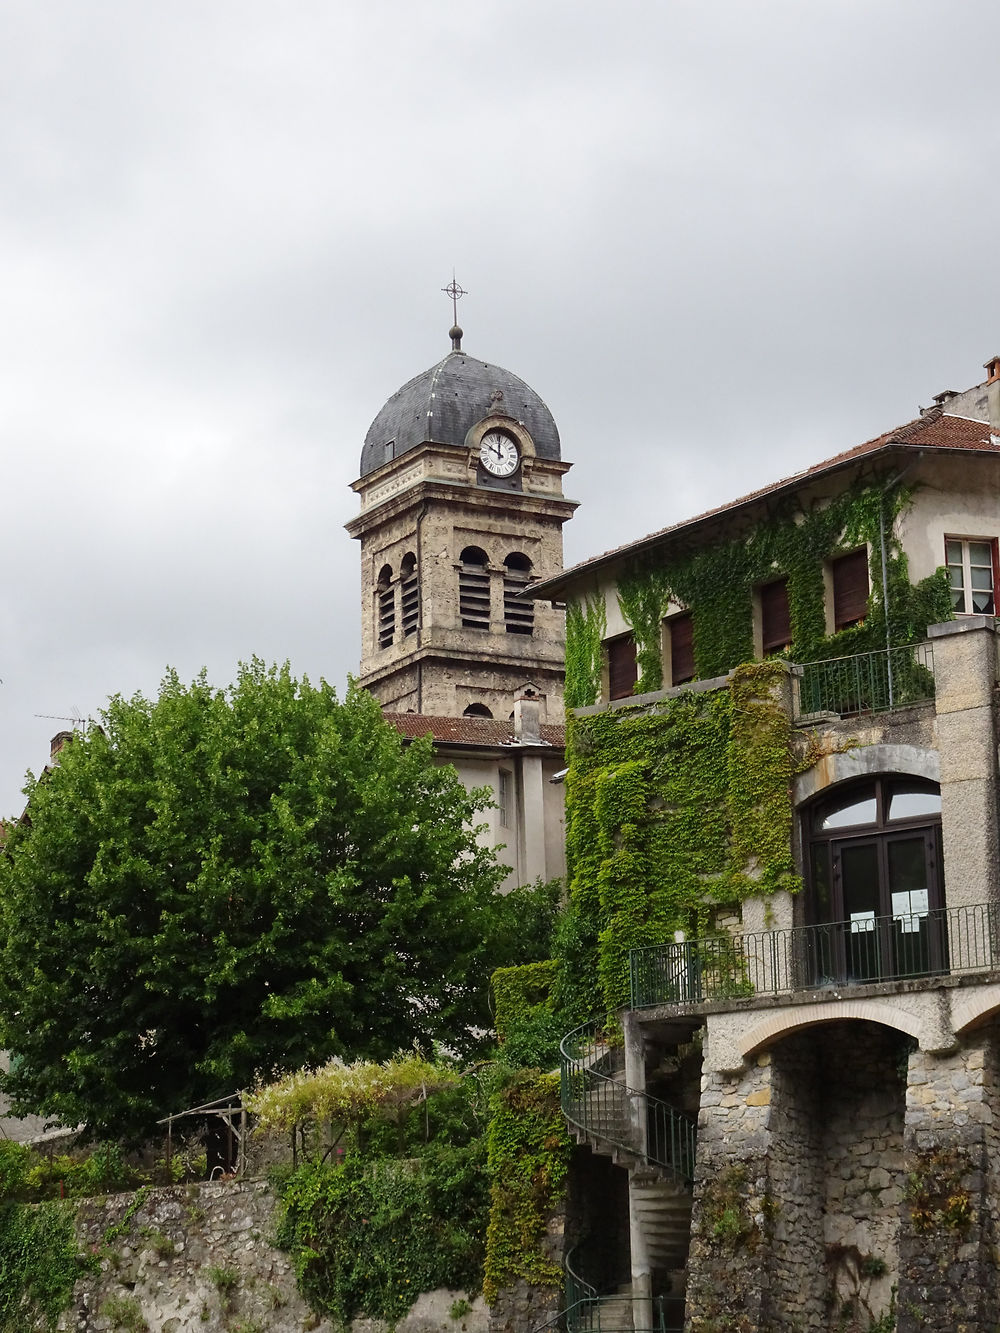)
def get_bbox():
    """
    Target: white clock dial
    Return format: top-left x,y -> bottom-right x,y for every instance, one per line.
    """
479,431 -> 520,477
